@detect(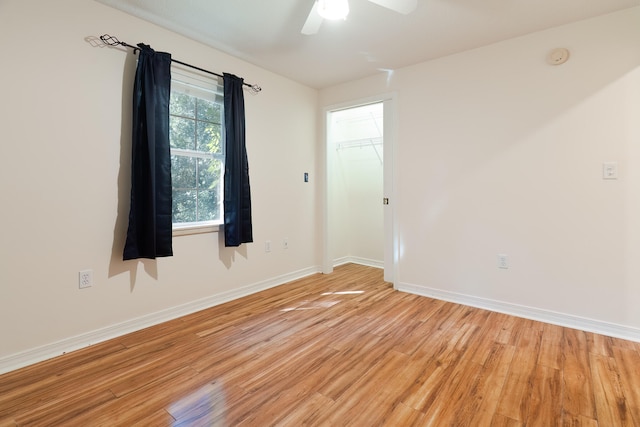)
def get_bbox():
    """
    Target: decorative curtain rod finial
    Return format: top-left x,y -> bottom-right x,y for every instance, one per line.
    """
100,33 -> 124,47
